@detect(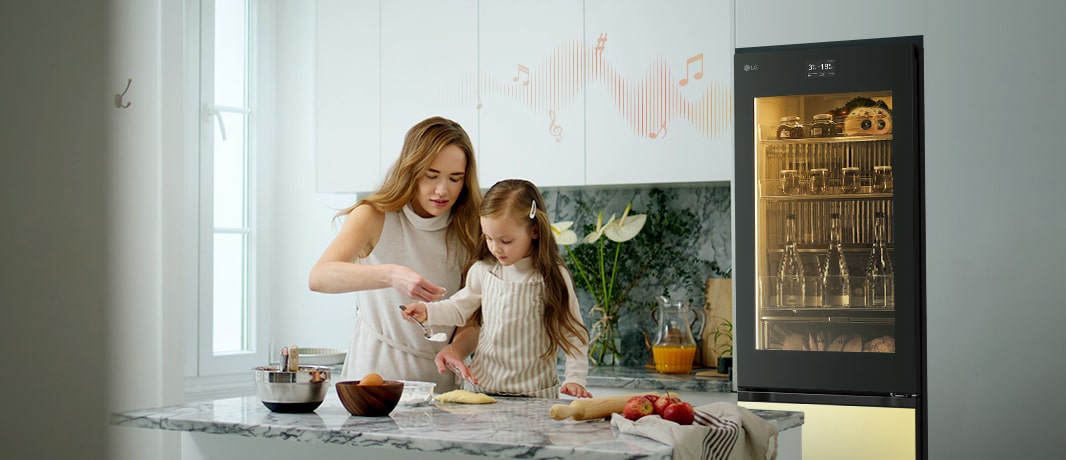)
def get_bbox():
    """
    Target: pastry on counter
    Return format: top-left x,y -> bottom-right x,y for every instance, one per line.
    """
434,389 -> 497,404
